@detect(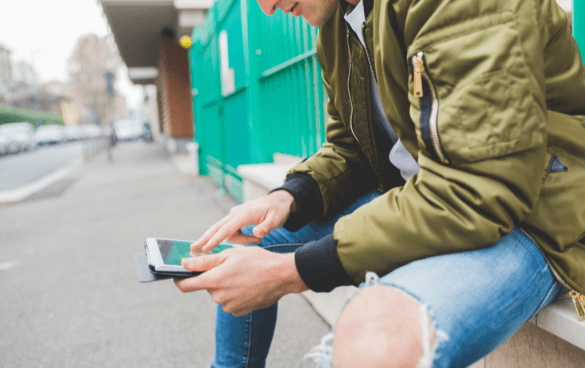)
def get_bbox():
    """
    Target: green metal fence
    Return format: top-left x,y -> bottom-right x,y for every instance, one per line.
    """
190,0 -> 327,202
